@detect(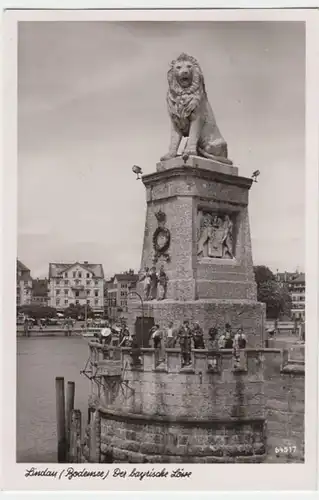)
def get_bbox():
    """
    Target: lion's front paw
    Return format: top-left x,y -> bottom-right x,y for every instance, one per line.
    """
183,148 -> 197,158
160,152 -> 177,162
